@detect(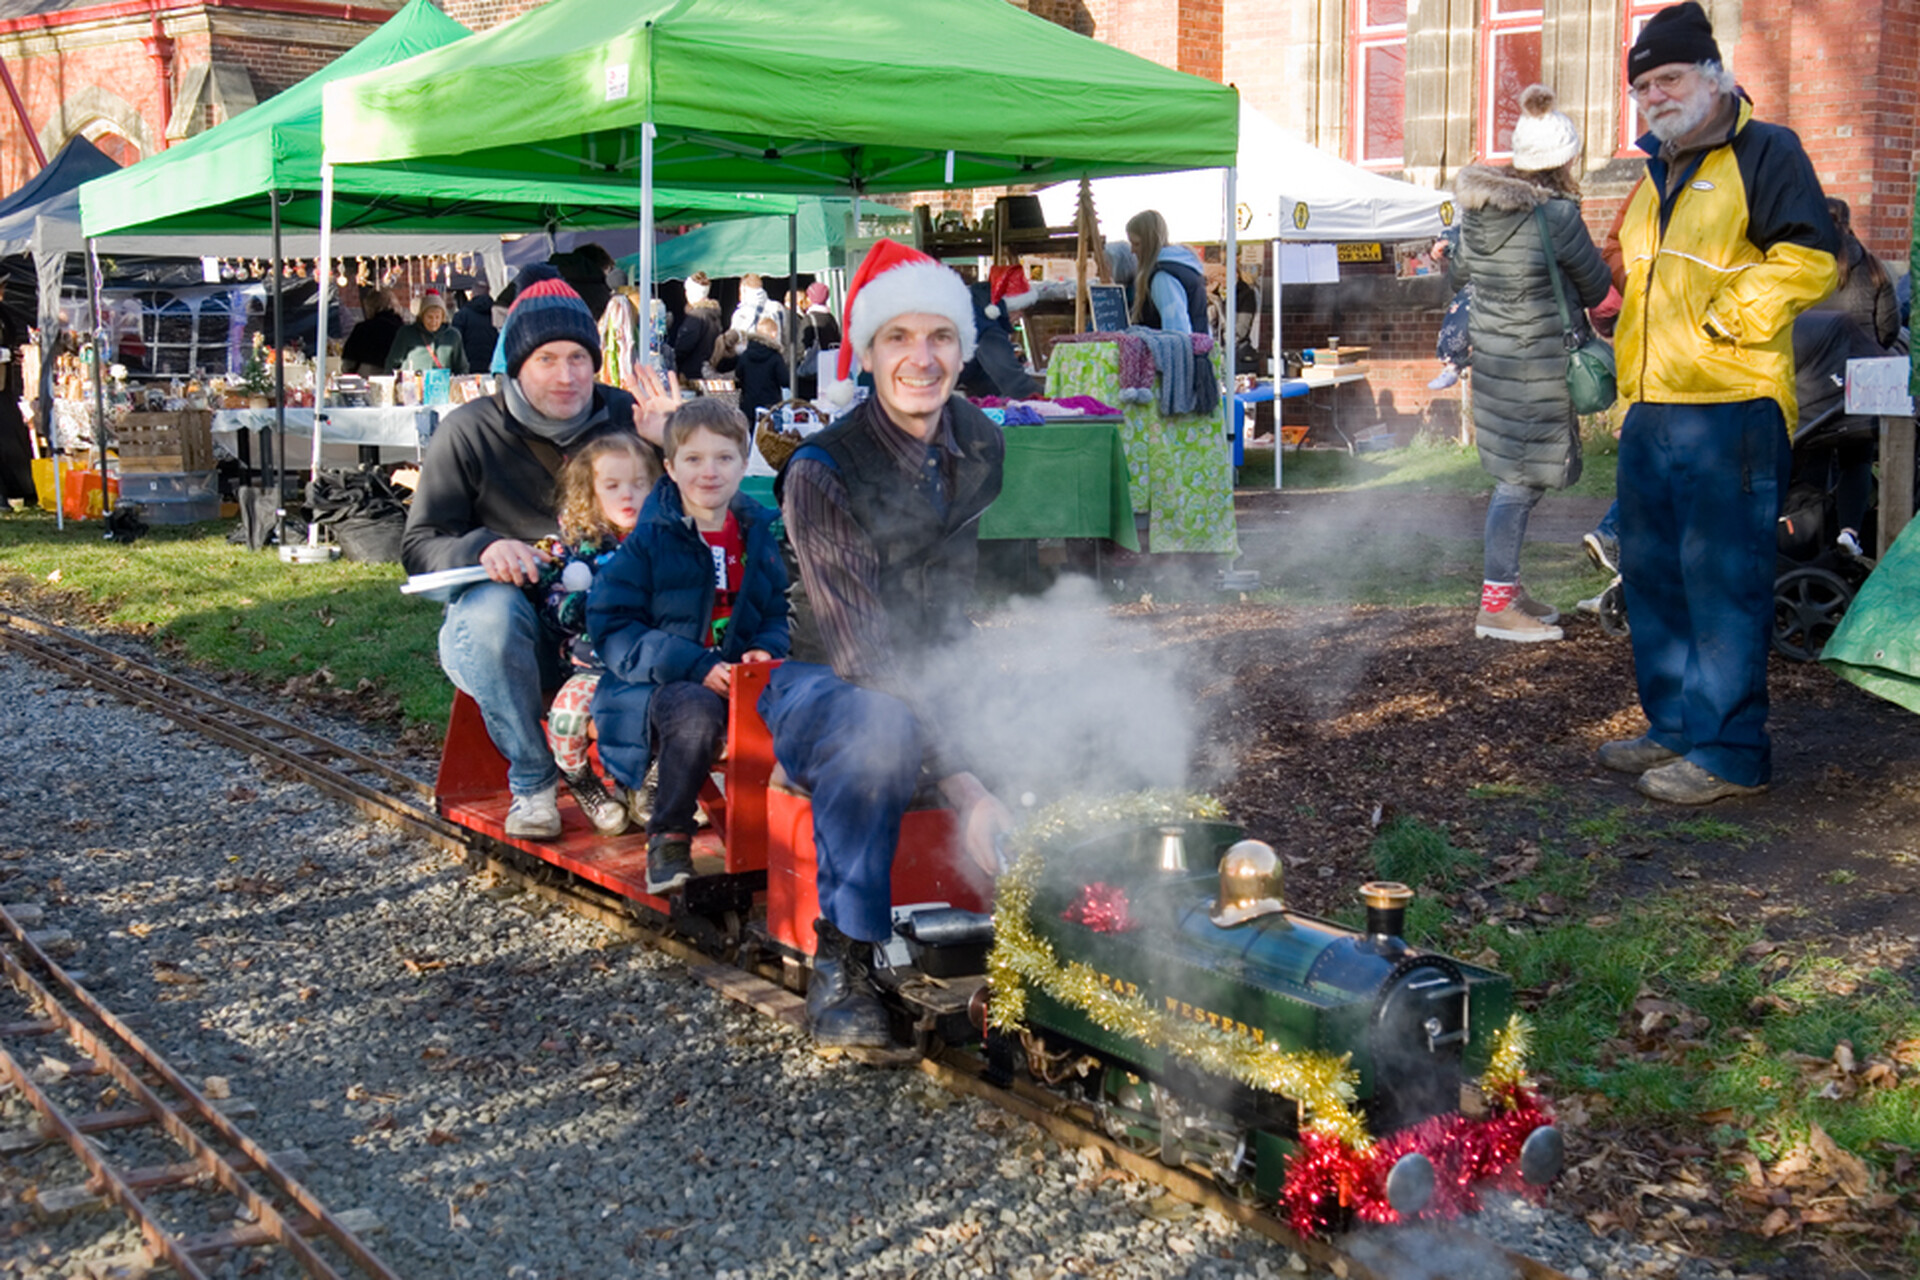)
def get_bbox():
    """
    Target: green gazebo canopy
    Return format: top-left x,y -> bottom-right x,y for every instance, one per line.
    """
320,0 -> 1239,193
82,0 -> 792,240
